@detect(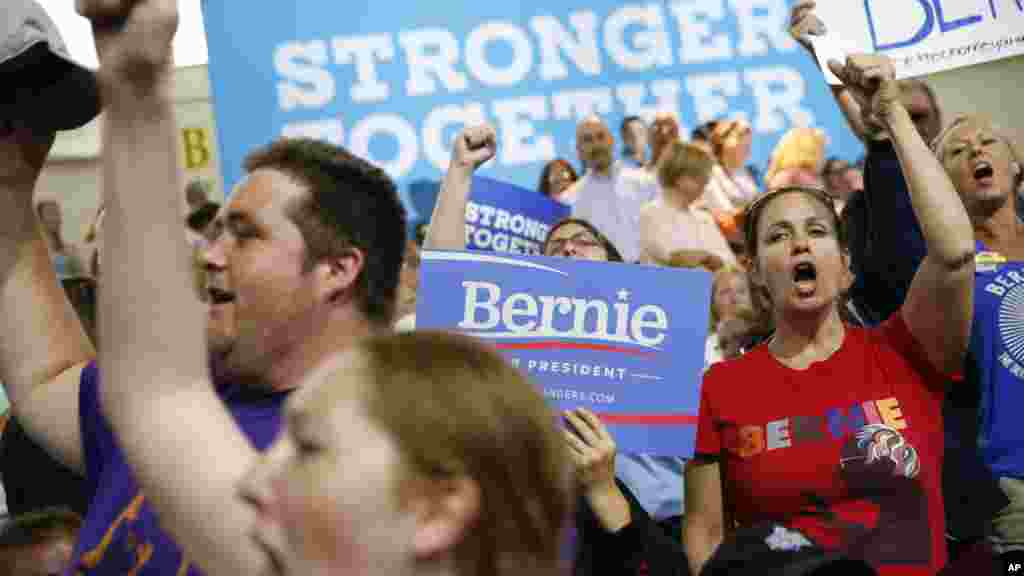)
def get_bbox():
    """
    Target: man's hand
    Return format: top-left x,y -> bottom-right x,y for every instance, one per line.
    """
828,55 -> 902,129
789,0 -> 825,54
450,124 -> 497,174
77,0 -> 179,95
